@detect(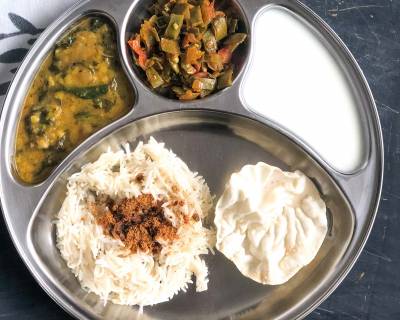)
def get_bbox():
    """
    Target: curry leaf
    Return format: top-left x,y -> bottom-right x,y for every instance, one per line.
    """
64,85 -> 109,99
